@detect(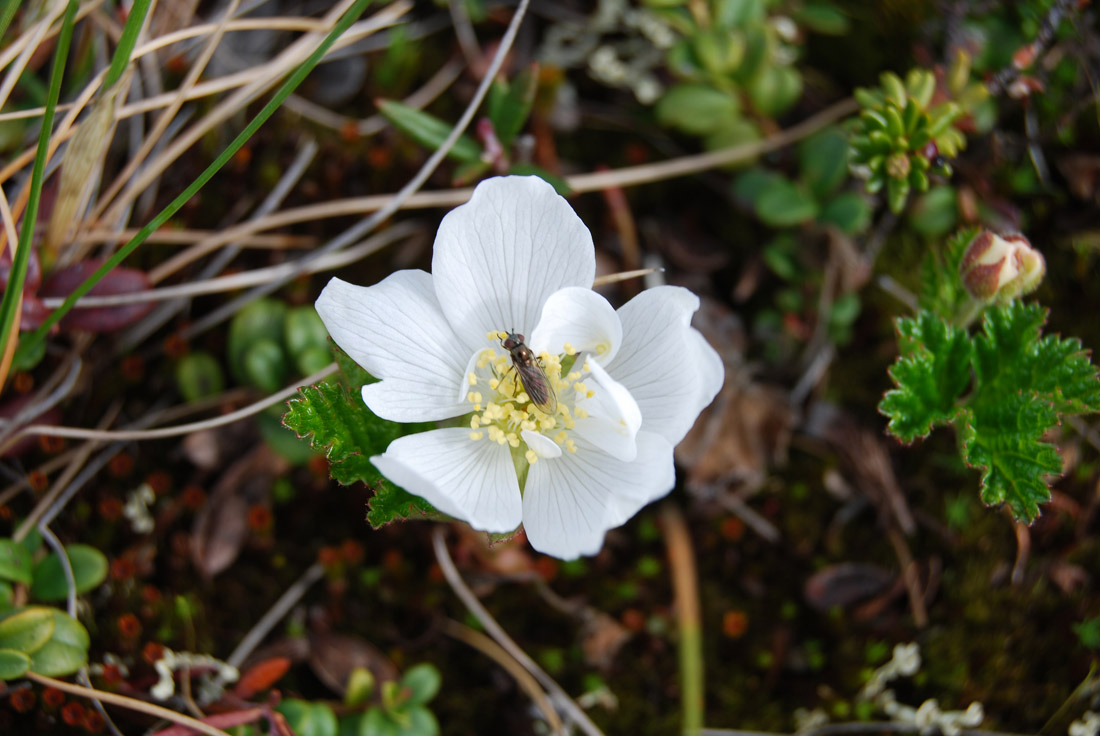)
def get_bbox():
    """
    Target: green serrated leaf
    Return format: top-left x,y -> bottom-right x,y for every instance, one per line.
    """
959,398 -> 1061,523
376,100 -> 483,164
366,484 -> 447,528
918,226 -> 973,317
332,342 -> 376,390
963,302 -> 1100,521
282,373 -> 446,527
31,544 -> 108,601
284,381 -> 420,485
880,310 -> 973,442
